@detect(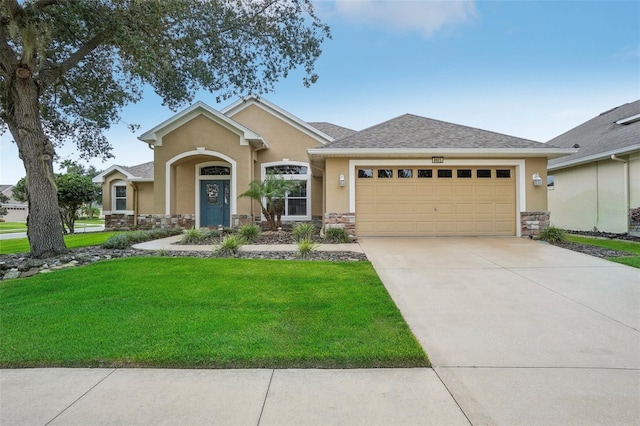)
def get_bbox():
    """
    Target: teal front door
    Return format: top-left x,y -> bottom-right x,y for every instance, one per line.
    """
200,180 -> 230,227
